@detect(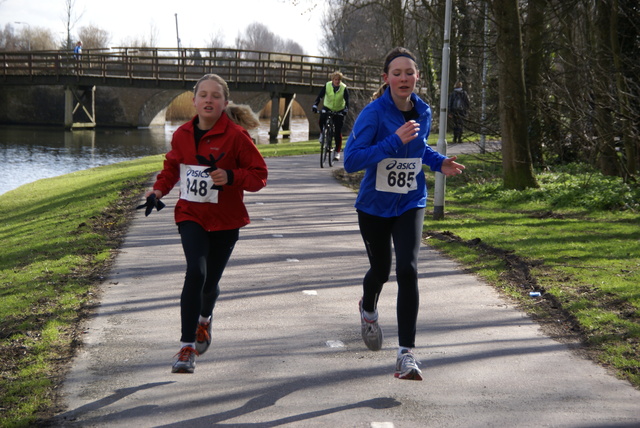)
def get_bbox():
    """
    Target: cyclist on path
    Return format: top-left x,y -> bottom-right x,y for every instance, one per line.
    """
313,71 -> 349,161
